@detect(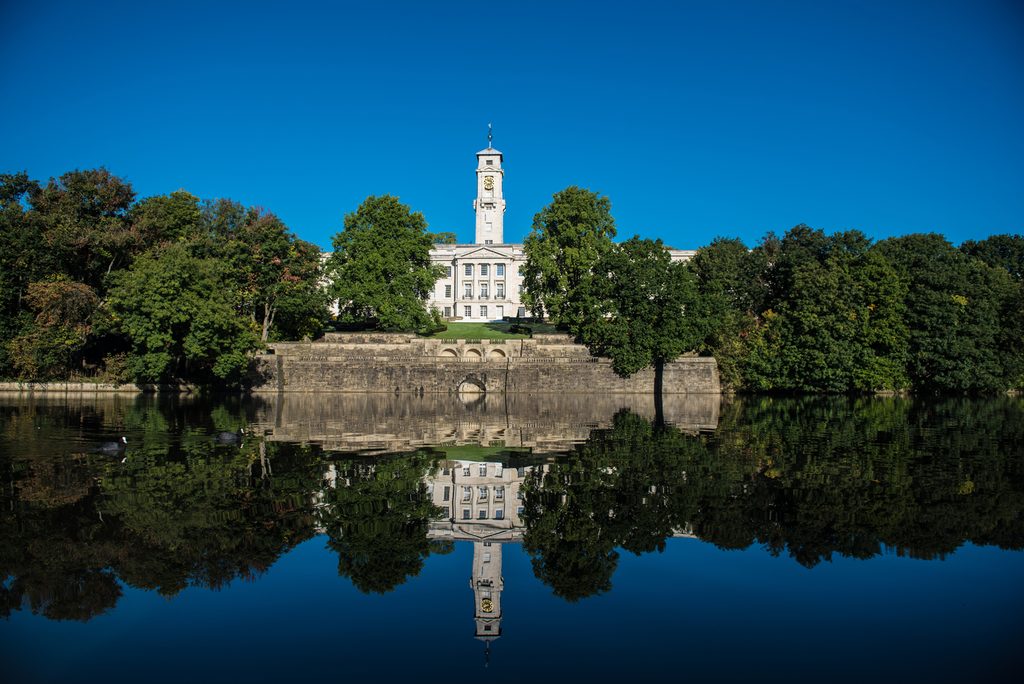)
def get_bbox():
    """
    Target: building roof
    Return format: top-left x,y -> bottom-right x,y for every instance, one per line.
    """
476,146 -> 503,156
